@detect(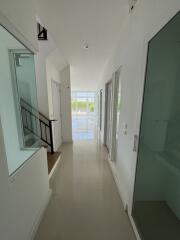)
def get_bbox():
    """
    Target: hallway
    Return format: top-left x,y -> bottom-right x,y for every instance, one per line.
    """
35,140 -> 135,240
